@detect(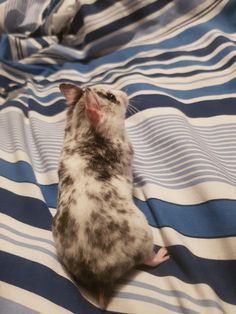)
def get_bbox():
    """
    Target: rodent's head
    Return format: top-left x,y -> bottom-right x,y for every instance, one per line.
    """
60,84 -> 128,136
